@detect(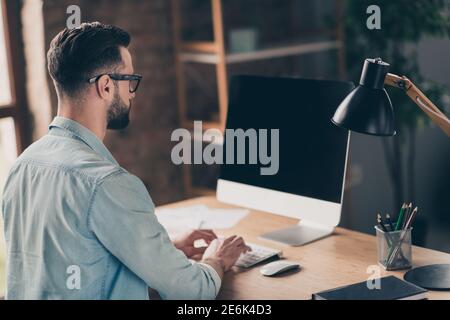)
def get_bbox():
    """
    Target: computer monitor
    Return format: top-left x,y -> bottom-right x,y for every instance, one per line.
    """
217,75 -> 354,246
